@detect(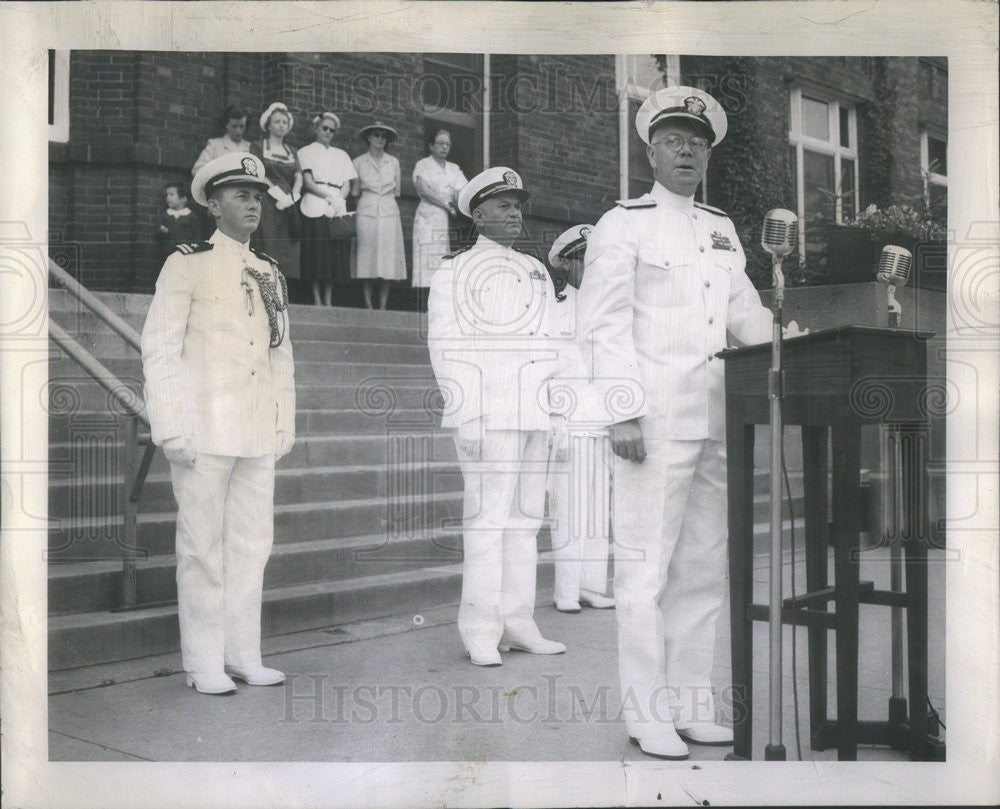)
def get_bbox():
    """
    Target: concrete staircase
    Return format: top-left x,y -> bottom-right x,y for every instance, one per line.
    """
47,291 -> 476,670
47,290 -> 804,671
